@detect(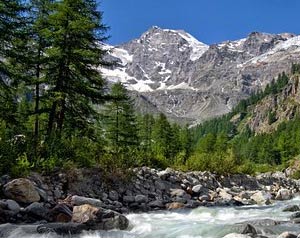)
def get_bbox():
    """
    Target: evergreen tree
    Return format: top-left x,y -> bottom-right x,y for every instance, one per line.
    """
103,82 -> 139,166
43,0 -> 108,136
